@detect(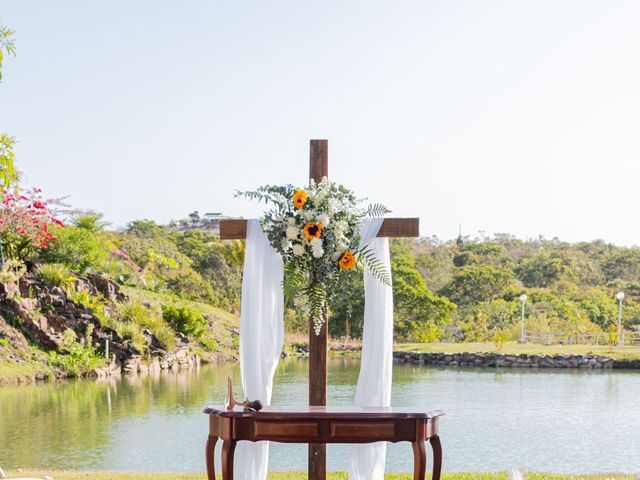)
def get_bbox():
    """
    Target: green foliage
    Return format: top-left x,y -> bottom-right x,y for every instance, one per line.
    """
492,330 -> 508,351
0,258 -> 25,283
306,281 -> 327,334
363,203 -> 390,217
71,213 -> 109,233
0,133 -> 18,189
391,241 -> 456,341
113,320 -> 147,354
162,304 -> 207,338
164,268 -> 216,303
357,245 -> 391,286
34,263 -> 75,290
118,299 -> 176,351
47,327 -> 106,377
602,249 -> 640,282
283,262 -> 305,306
440,264 -> 514,305
607,323 -> 619,352
172,230 -> 243,310
0,24 -> 17,83
126,219 -> 164,237
39,225 -> 109,273
453,242 -> 509,268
